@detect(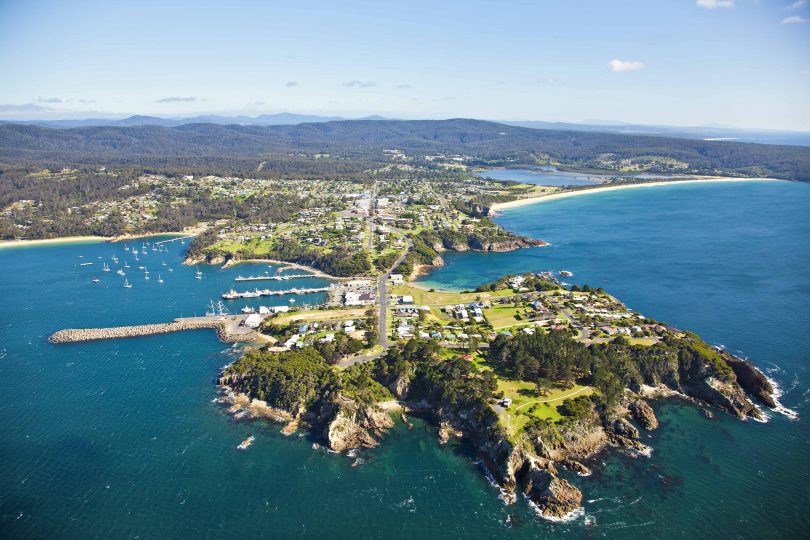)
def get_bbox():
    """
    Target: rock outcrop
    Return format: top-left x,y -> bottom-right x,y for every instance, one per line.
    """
521,466 -> 582,519
468,236 -> 548,252
629,400 -> 659,430
323,400 -> 395,452
723,355 -> 776,408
